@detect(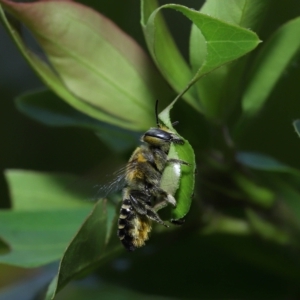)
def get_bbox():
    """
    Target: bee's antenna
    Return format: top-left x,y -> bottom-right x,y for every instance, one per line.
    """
172,121 -> 179,127
155,99 -> 160,127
